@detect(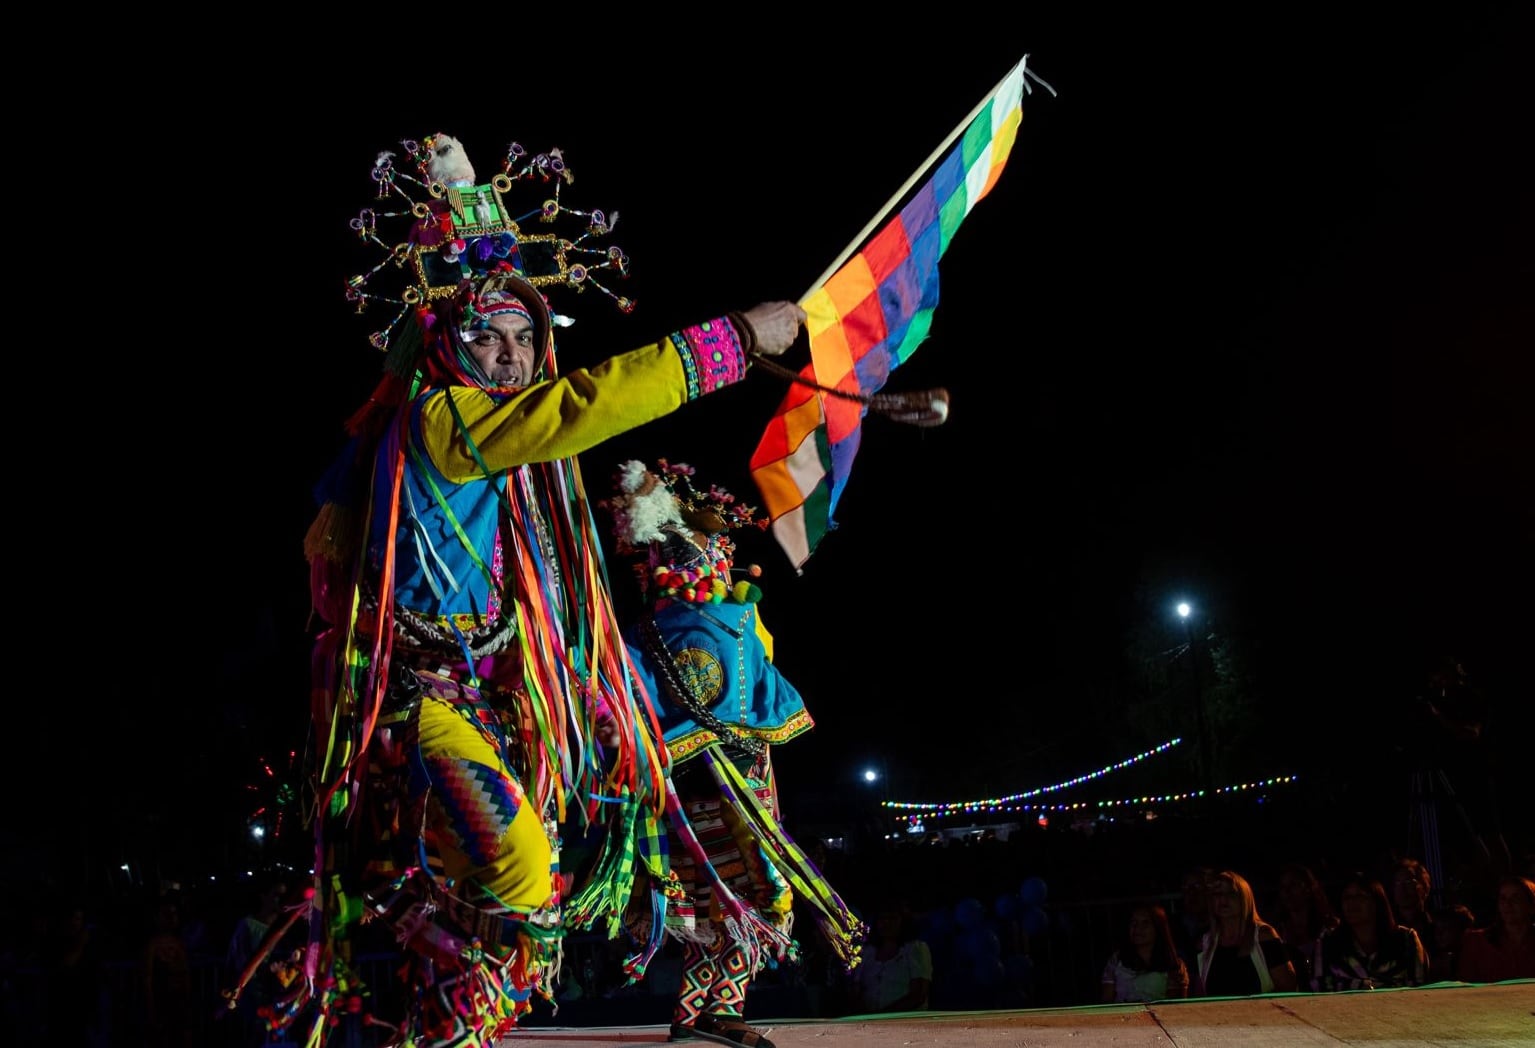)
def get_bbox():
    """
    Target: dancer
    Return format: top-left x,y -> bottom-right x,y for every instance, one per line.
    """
231,130 -> 806,1046
600,459 -> 864,1047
